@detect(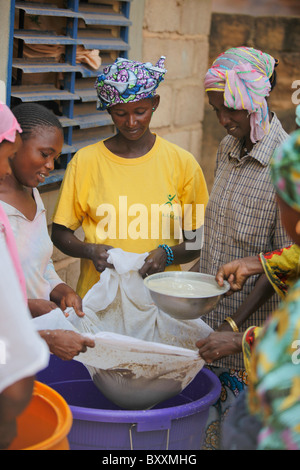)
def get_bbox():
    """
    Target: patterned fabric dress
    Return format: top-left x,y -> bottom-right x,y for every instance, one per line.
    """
244,244 -> 300,450
203,365 -> 249,450
204,244 -> 300,450
259,244 -> 300,298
